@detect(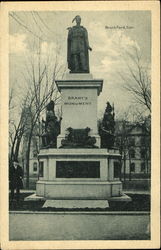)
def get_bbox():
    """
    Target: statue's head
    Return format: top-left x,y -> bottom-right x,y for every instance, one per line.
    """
106,102 -> 112,113
46,100 -> 55,111
72,15 -> 81,25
